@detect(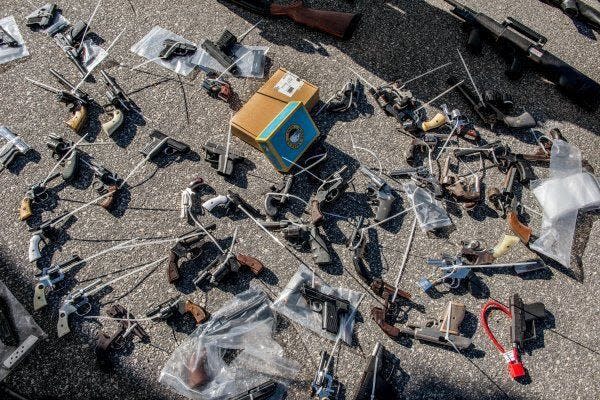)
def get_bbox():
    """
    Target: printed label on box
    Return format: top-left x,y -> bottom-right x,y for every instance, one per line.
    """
275,72 -> 303,97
